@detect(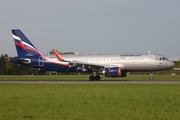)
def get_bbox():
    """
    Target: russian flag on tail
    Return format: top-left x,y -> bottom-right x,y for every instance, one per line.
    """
12,29 -> 42,57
